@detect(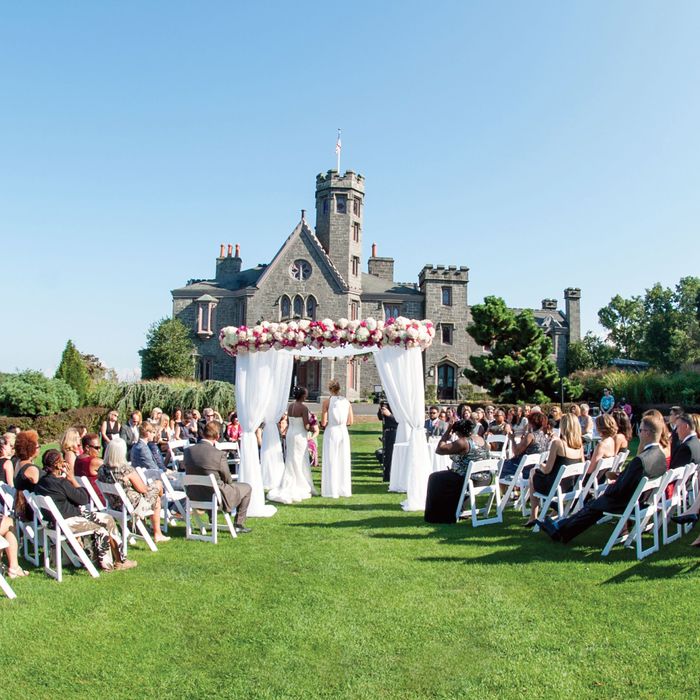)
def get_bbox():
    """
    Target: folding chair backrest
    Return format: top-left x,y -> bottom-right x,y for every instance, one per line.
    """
466,458 -> 501,478
612,450 -> 630,472
216,441 -> 239,452
78,476 -> 105,512
0,535 -> 16,599
97,480 -> 136,515
0,483 -> 15,515
183,473 -> 222,507
486,436 -> 508,457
